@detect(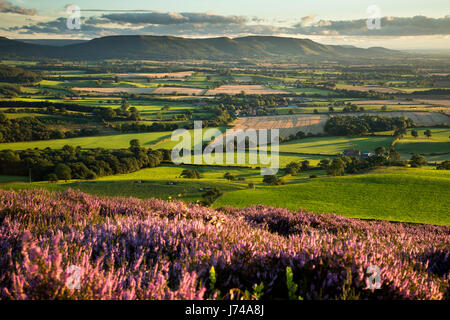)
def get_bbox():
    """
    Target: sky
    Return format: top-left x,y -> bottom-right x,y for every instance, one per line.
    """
0,0 -> 449,50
